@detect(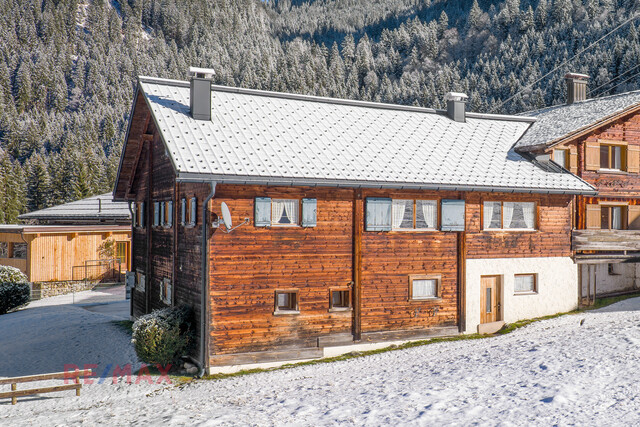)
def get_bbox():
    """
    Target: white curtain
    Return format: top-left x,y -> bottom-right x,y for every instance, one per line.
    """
614,146 -> 622,170
272,200 -> 298,224
522,203 -> 535,229
503,202 -> 515,229
282,200 -> 297,223
612,206 -> 622,229
392,200 -> 407,229
483,202 -> 494,229
413,279 -> 437,298
421,200 -> 437,228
